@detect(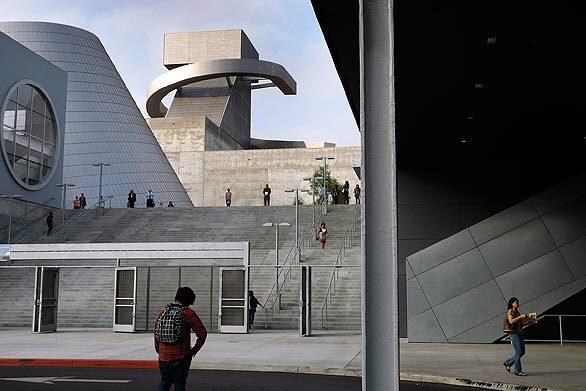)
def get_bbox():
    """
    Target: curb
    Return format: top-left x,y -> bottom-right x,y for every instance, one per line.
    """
0,358 -> 157,369
0,359 -> 567,391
